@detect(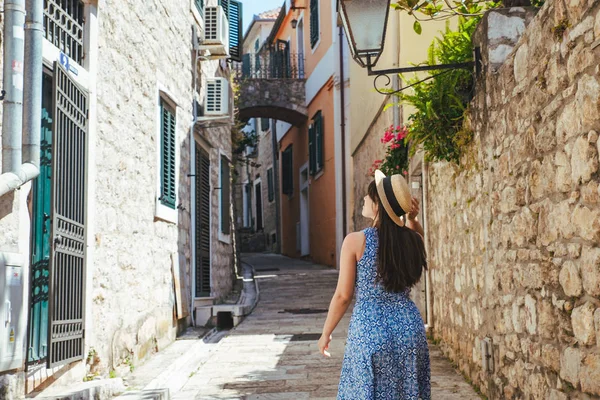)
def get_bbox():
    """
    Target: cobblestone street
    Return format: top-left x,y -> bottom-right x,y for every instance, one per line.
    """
168,254 -> 482,399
